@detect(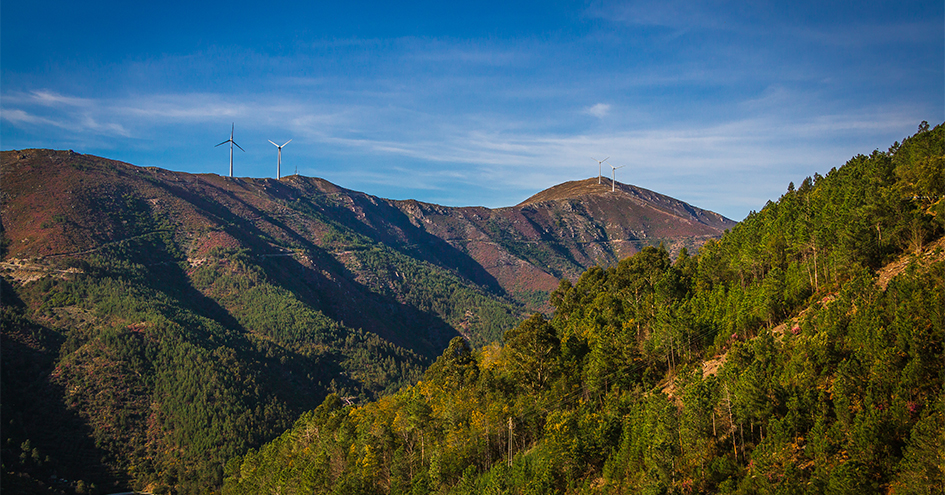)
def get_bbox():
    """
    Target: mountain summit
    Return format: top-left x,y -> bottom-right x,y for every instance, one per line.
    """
519,177 -> 733,233
391,177 -> 735,298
